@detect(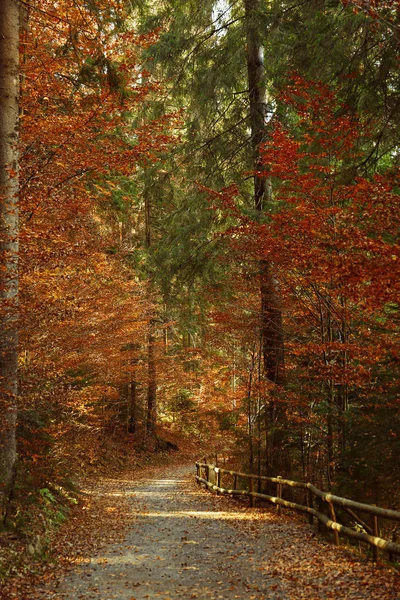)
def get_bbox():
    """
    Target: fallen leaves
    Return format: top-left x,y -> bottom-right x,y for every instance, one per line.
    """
2,461 -> 399,600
